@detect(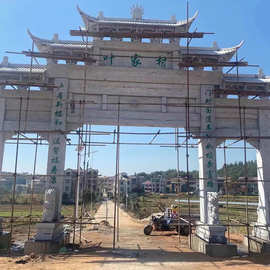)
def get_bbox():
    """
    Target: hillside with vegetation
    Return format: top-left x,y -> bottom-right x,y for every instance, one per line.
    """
136,160 -> 257,181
